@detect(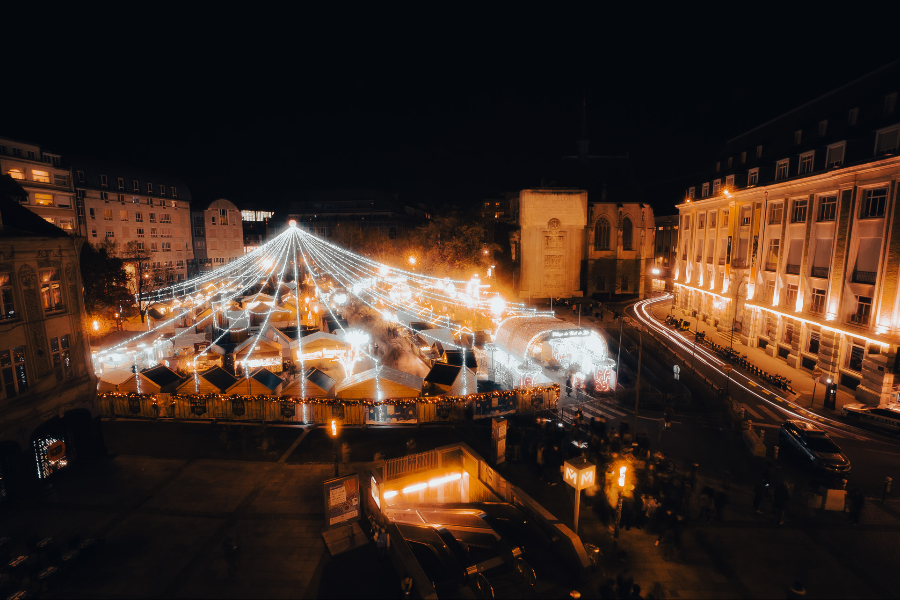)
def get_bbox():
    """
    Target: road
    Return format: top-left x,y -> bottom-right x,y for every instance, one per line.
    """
624,294 -> 900,497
